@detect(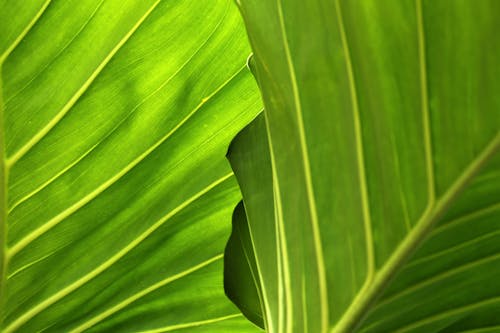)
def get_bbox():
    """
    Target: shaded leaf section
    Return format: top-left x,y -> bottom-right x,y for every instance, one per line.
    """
224,201 -> 264,329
